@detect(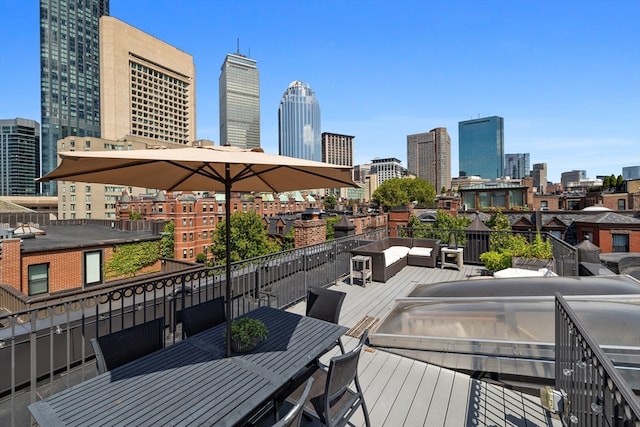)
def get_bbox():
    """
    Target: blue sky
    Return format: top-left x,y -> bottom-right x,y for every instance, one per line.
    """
1,0 -> 639,183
